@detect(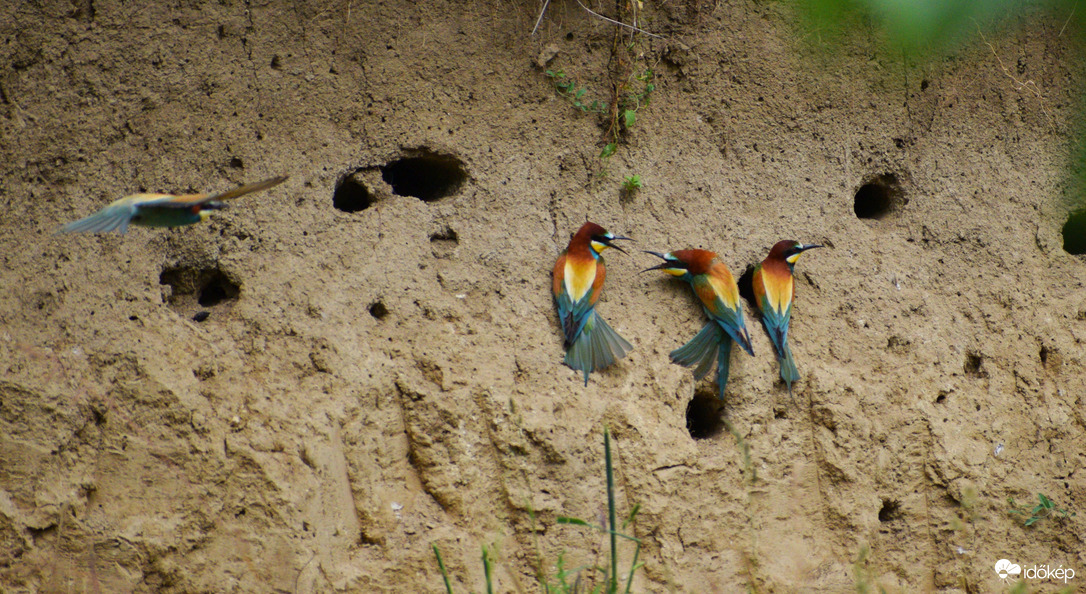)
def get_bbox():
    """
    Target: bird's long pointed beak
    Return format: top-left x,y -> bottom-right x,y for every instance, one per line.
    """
640,251 -> 672,274
801,244 -> 823,251
603,236 -> 633,254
